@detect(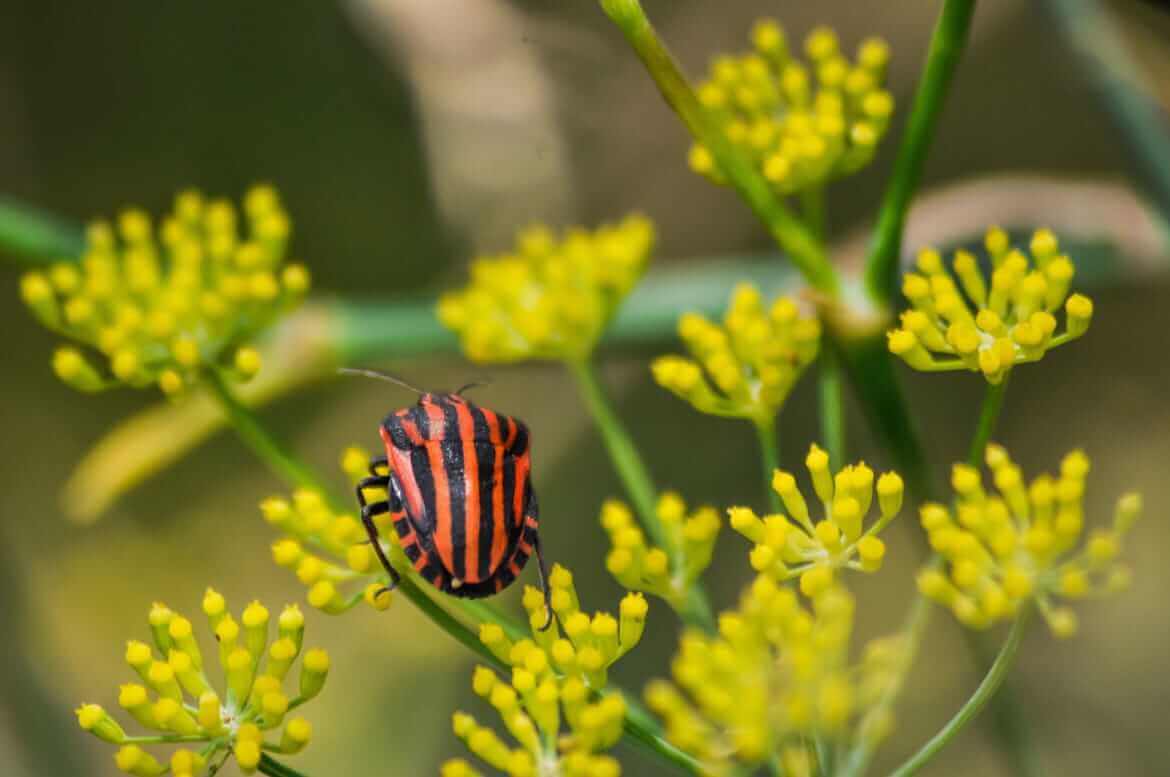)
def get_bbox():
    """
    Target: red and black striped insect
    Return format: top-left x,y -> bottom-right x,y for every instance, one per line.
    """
345,369 -> 552,628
